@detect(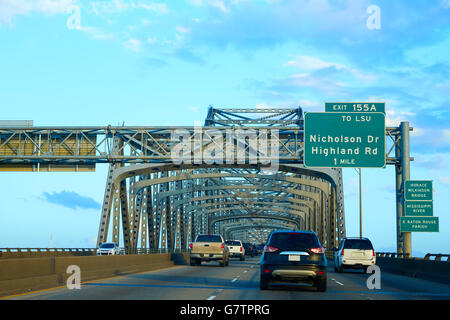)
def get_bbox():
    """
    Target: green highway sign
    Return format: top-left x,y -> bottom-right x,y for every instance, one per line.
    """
304,112 -> 386,168
325,102 -> 385,114
405,201 -> 433,216
400,216 -> 439,232
405,180 -> 433,201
